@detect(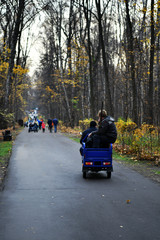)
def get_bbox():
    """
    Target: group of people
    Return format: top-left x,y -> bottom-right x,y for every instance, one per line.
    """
28,118 -> 58,133
28,109 -> 116,151
38,119 -> 46,132
80,109 -> 117,155
47,118 -> 59,133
